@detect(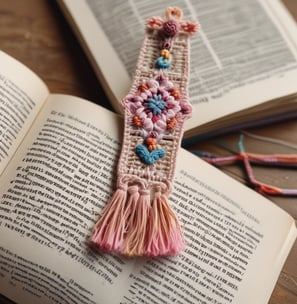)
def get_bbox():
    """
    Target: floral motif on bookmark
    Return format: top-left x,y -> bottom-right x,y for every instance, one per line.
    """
91,7 -> 198,257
